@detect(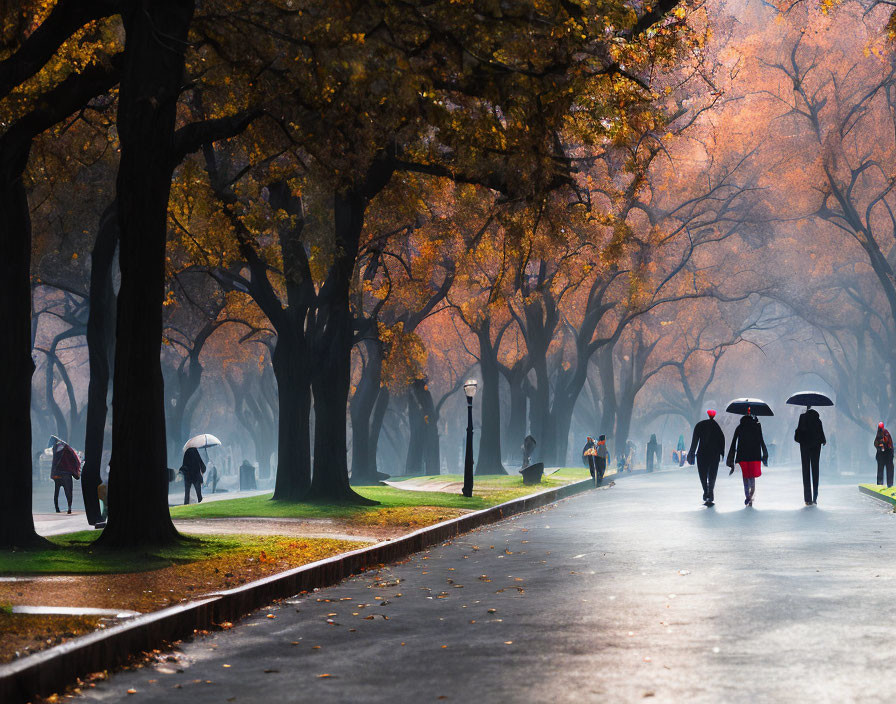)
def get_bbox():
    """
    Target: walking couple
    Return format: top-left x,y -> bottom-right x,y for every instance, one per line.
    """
583,435 -> 609,487
687,409 -> 769,507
